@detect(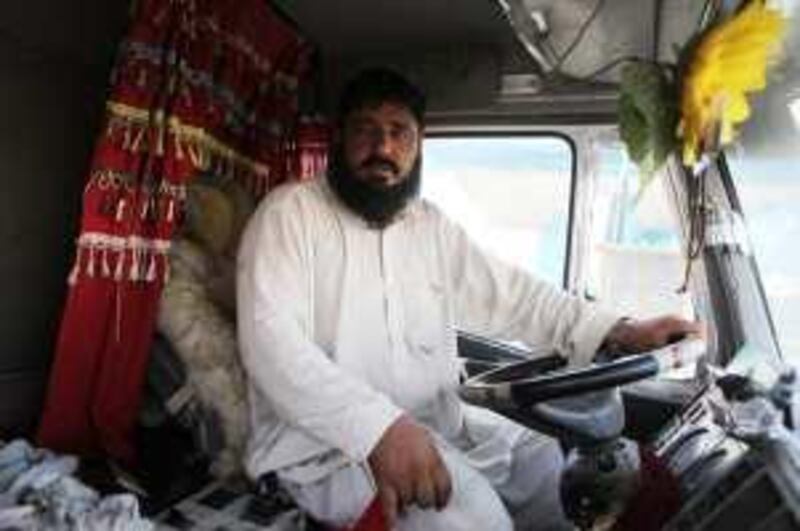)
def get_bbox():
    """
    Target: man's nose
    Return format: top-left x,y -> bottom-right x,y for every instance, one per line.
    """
370,129 -> 395,155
